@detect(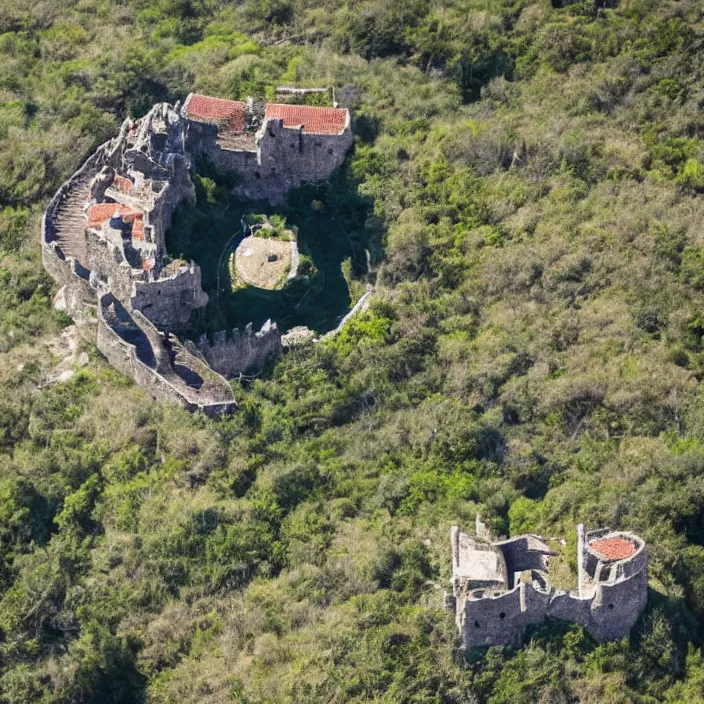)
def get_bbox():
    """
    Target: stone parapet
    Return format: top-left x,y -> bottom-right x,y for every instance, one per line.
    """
194,320 -> 282,378
97,294 -> 236,416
